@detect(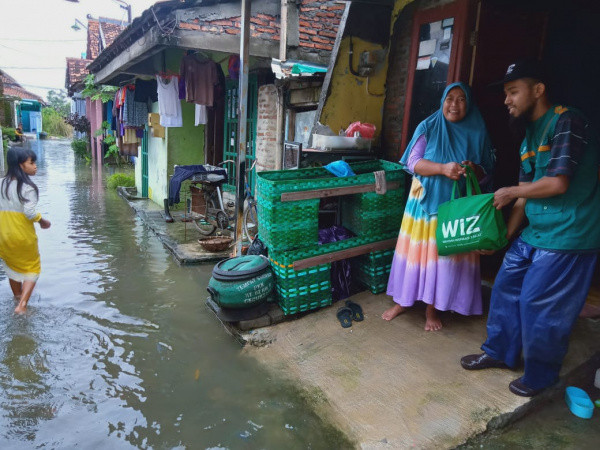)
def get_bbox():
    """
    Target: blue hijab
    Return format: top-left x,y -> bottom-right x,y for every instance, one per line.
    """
400,82 -> 494,215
